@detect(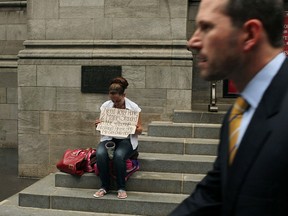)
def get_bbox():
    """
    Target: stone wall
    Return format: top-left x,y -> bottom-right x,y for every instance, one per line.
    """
18,0 -> 192,177
0,1 -> 27,148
